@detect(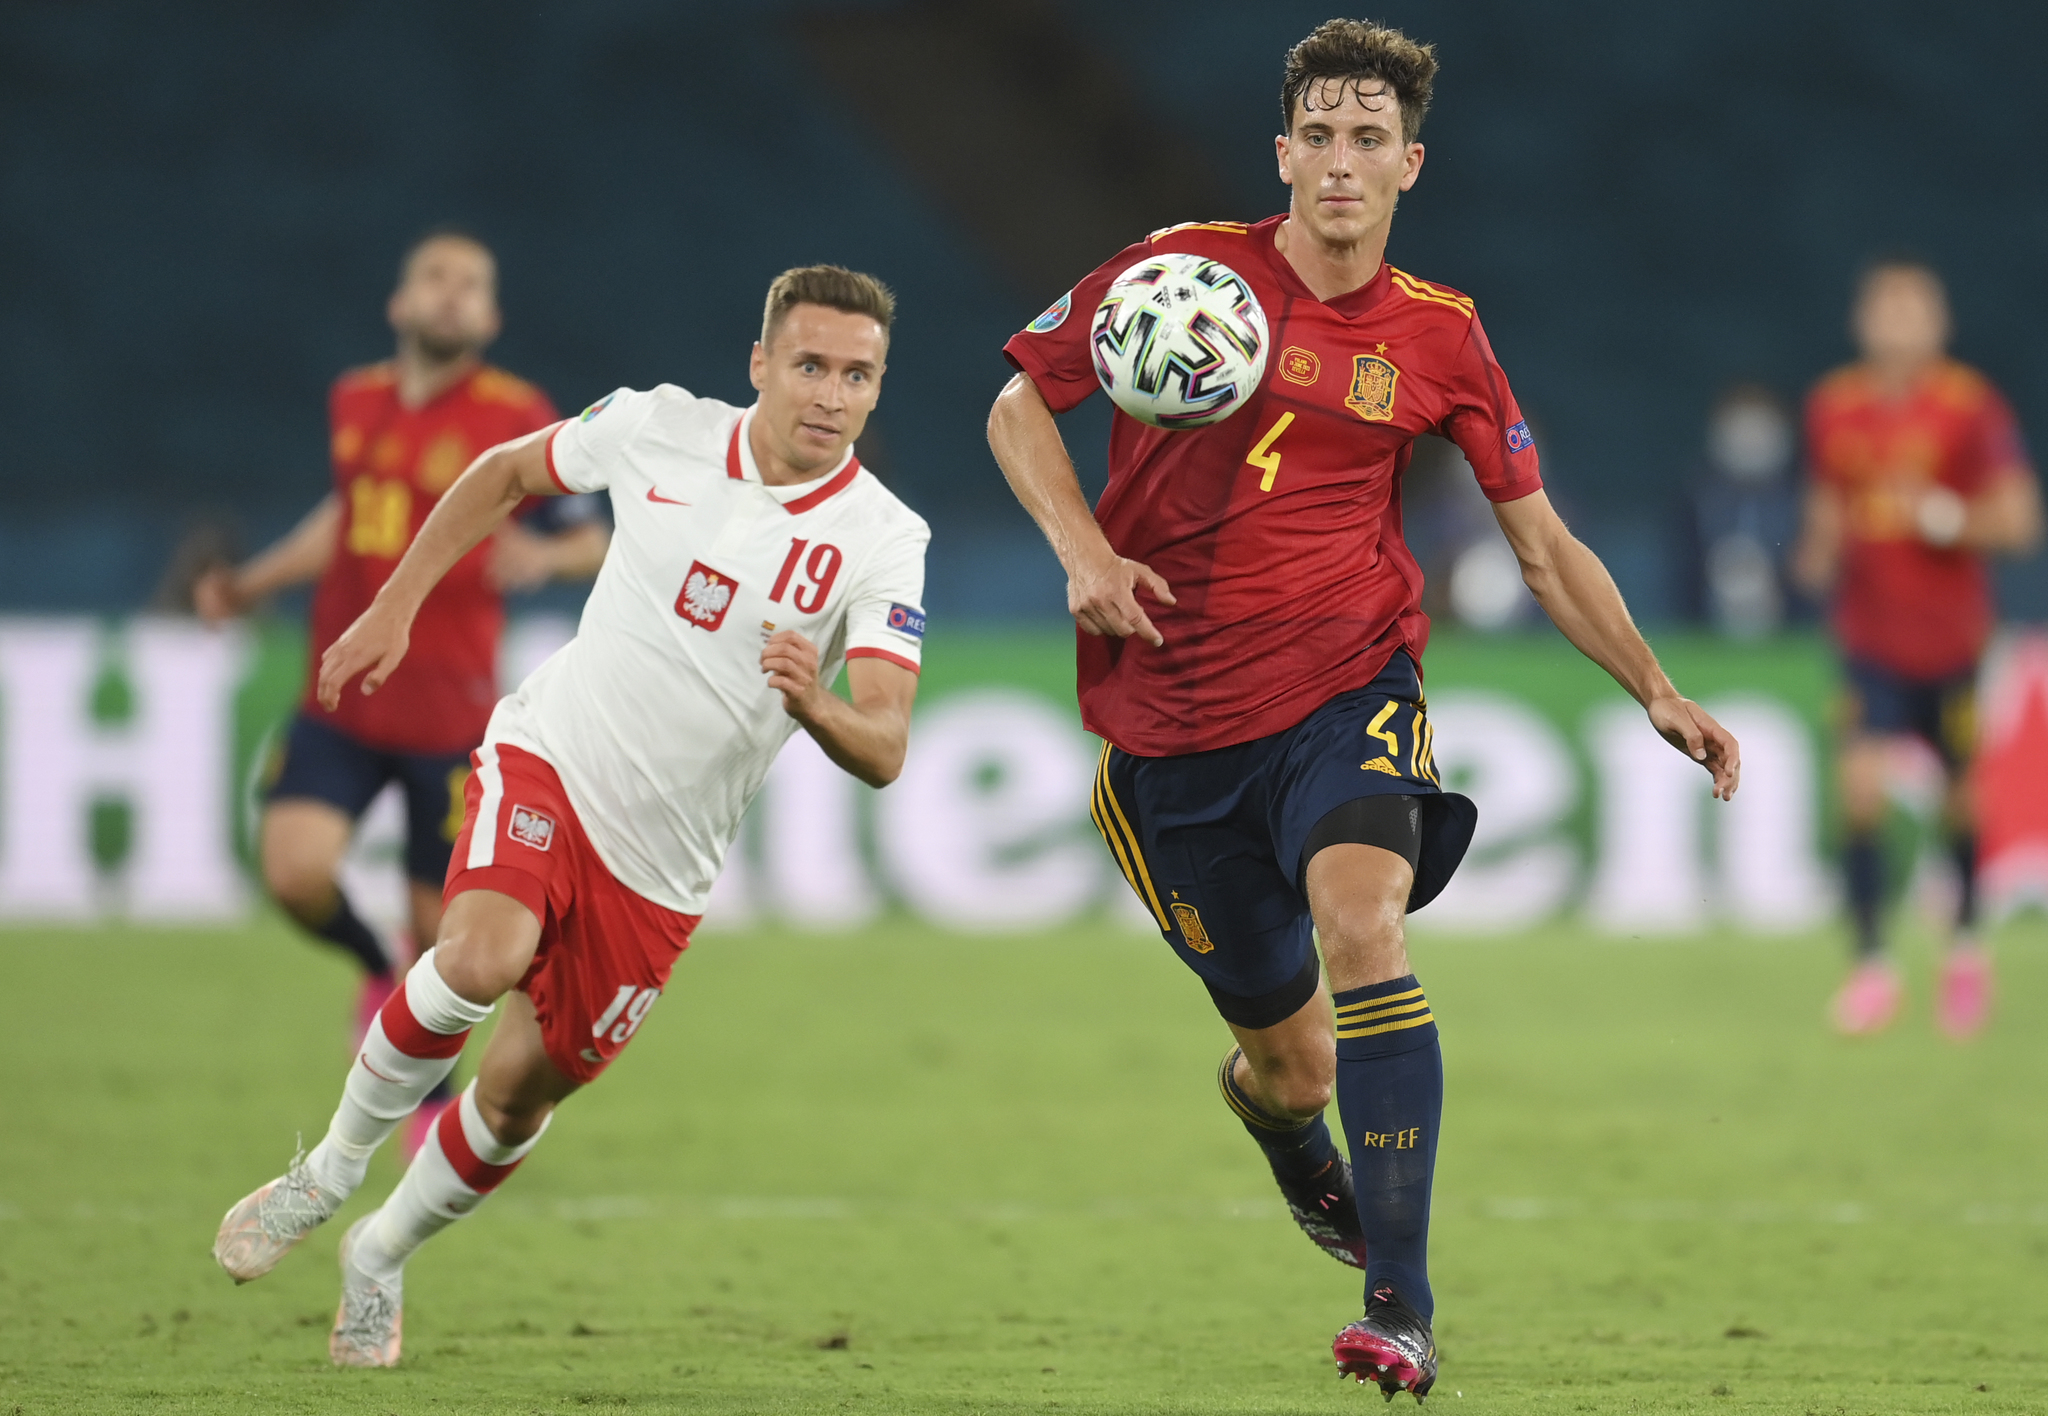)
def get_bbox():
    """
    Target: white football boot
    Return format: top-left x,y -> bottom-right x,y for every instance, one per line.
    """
213,1146 -> 342,1283
329,1217 -> 403,1368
